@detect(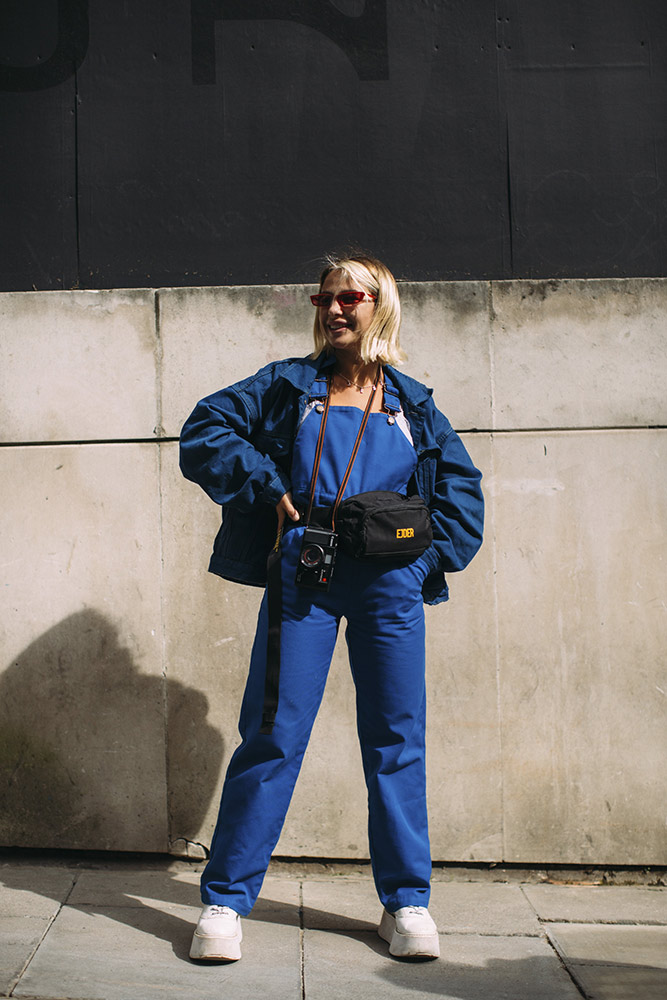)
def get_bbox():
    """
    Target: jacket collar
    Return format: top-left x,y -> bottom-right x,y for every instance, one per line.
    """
279,352 -> 336,392
280,354 -> 432,406
383,365 -> 432,406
